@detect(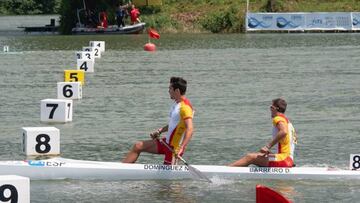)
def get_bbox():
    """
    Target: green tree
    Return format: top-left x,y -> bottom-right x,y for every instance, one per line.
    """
0,0 -> 61,15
